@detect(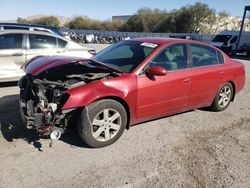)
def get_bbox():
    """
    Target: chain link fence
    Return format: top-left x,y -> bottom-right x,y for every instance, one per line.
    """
61,28 -> 215,43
